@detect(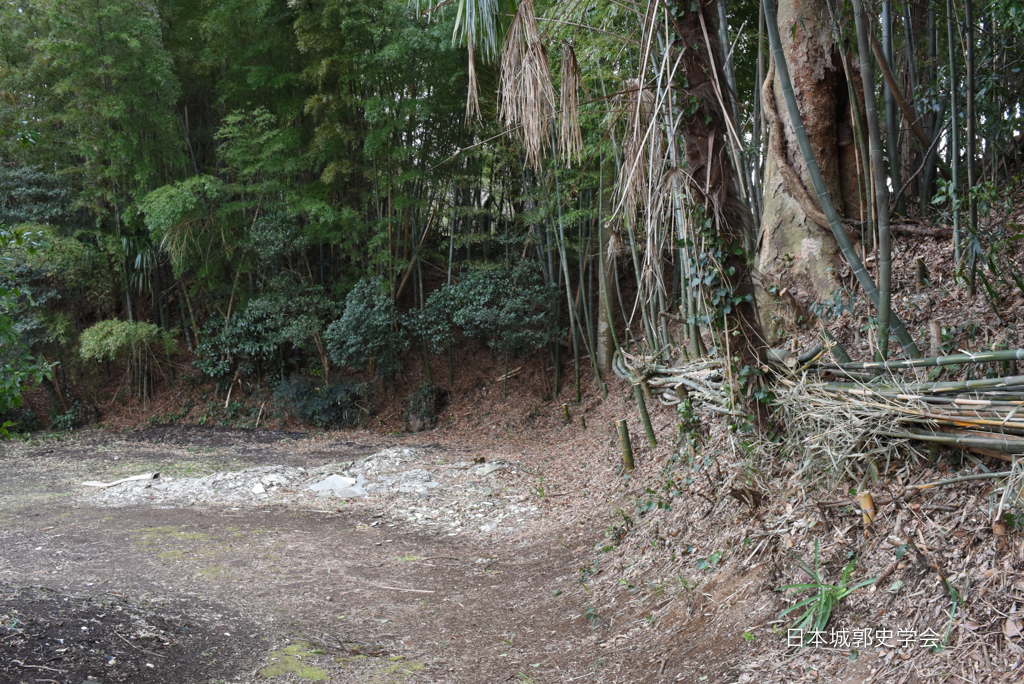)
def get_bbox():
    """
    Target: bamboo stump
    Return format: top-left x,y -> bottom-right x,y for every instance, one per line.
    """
617,420 -> 634,472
